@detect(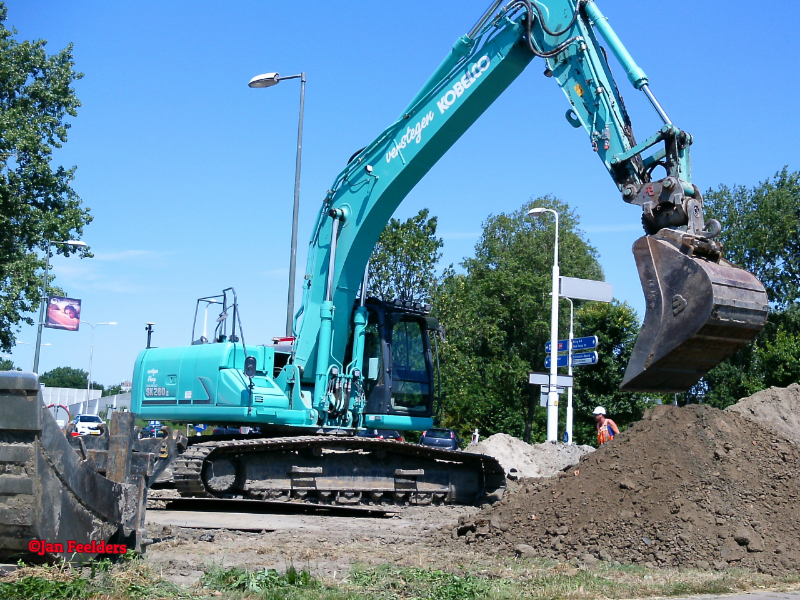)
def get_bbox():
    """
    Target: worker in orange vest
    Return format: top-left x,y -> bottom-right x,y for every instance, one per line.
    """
593,406 -> 619,445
